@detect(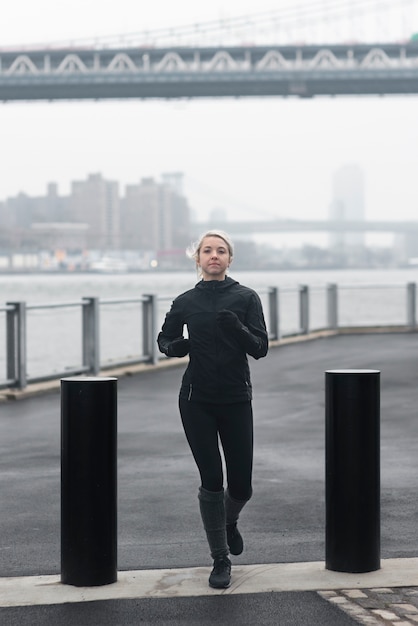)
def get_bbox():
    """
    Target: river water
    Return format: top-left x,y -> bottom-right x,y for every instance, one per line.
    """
1,267 -> 417,303
0,267 -> 417,381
